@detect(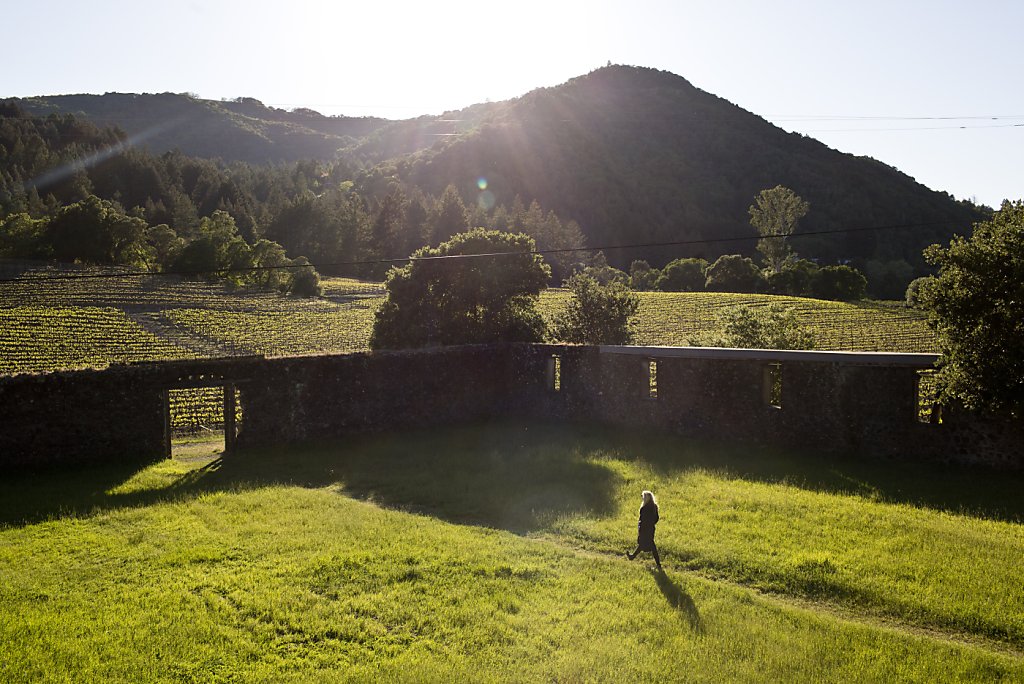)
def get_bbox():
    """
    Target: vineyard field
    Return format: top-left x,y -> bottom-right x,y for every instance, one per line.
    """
638,292 -> 934,352
0,305 -> 192,376
0,263 -> 938,379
